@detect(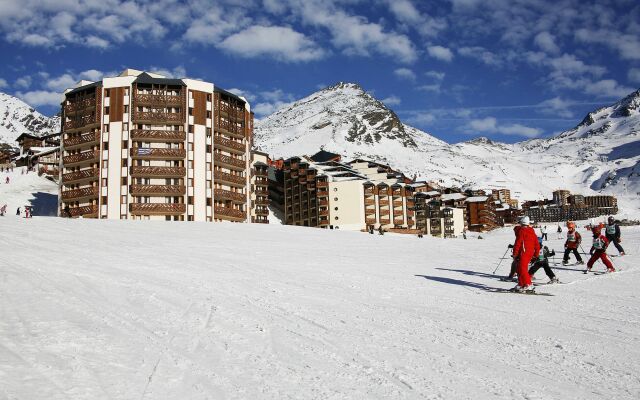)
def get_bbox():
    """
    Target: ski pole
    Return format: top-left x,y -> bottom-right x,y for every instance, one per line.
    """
493,246 -> 511,275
